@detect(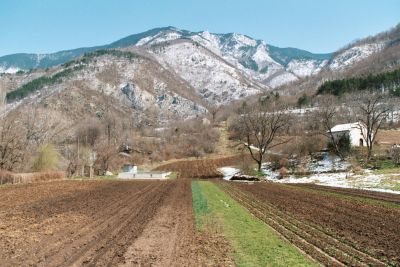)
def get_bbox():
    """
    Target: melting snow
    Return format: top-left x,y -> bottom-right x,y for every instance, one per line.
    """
219,167 -> 240,180
276,172 -> 400,194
